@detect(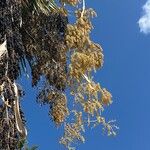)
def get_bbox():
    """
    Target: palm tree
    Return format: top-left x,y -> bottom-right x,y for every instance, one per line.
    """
0,0 -> 117,149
